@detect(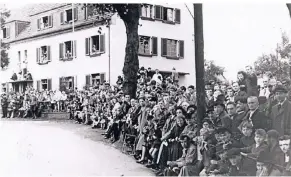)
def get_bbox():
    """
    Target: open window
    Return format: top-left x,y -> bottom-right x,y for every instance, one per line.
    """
36,46 -> 51,64
59,40 -> 76,60
2,26 -> 10,39
140,4 -> 154,20
37,15 -> 53,30
59,76 -> 76,91
85,73 -> 106,86
60,7 -> 78,24
154,6 -> 181,24
161,38 -> 184,59
37,78 -> 52,91
85,34 -> 105,56
138,35 -> 157,56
